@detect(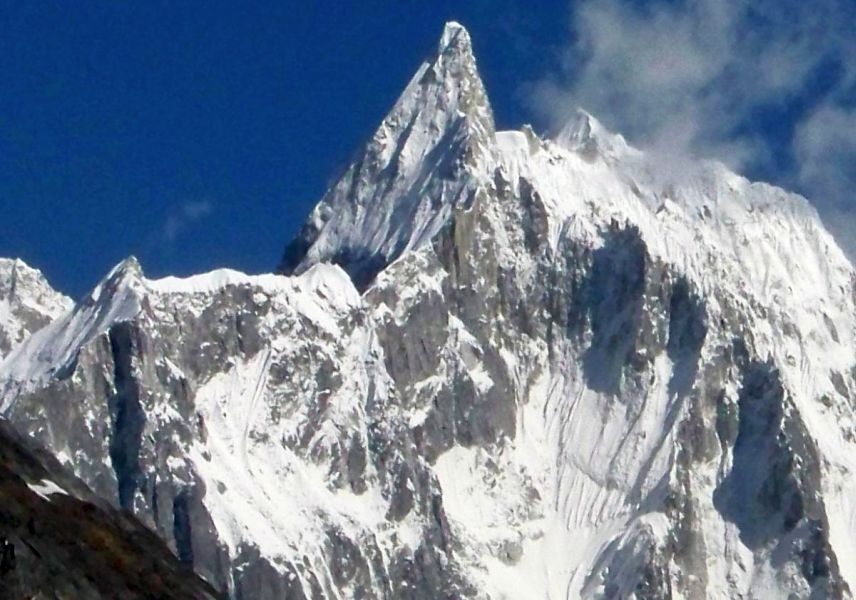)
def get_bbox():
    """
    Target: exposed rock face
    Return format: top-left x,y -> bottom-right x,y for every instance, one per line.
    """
0,258 -> 71,359
0,417 -> 221,599
3,21 -> 856,600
